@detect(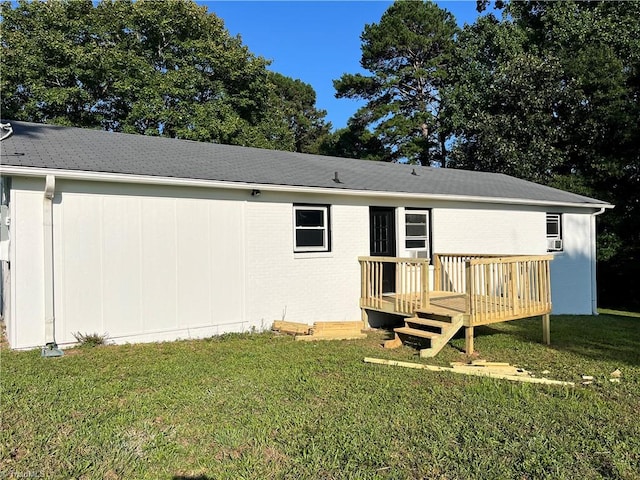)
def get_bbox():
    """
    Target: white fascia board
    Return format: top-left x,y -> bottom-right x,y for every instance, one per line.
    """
0,165 -> 614,210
